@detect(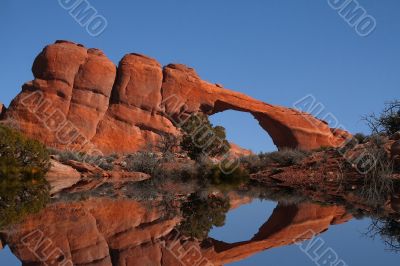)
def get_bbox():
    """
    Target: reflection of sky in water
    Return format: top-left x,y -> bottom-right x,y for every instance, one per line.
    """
0,246 -> 20,266
210,199 -> 277,243
210,199 -> 400,266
